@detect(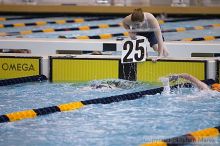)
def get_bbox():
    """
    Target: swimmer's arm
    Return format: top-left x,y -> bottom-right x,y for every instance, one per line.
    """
122,15 -> 131,30
122,15 -> 136,39
179,73 -> 209,90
